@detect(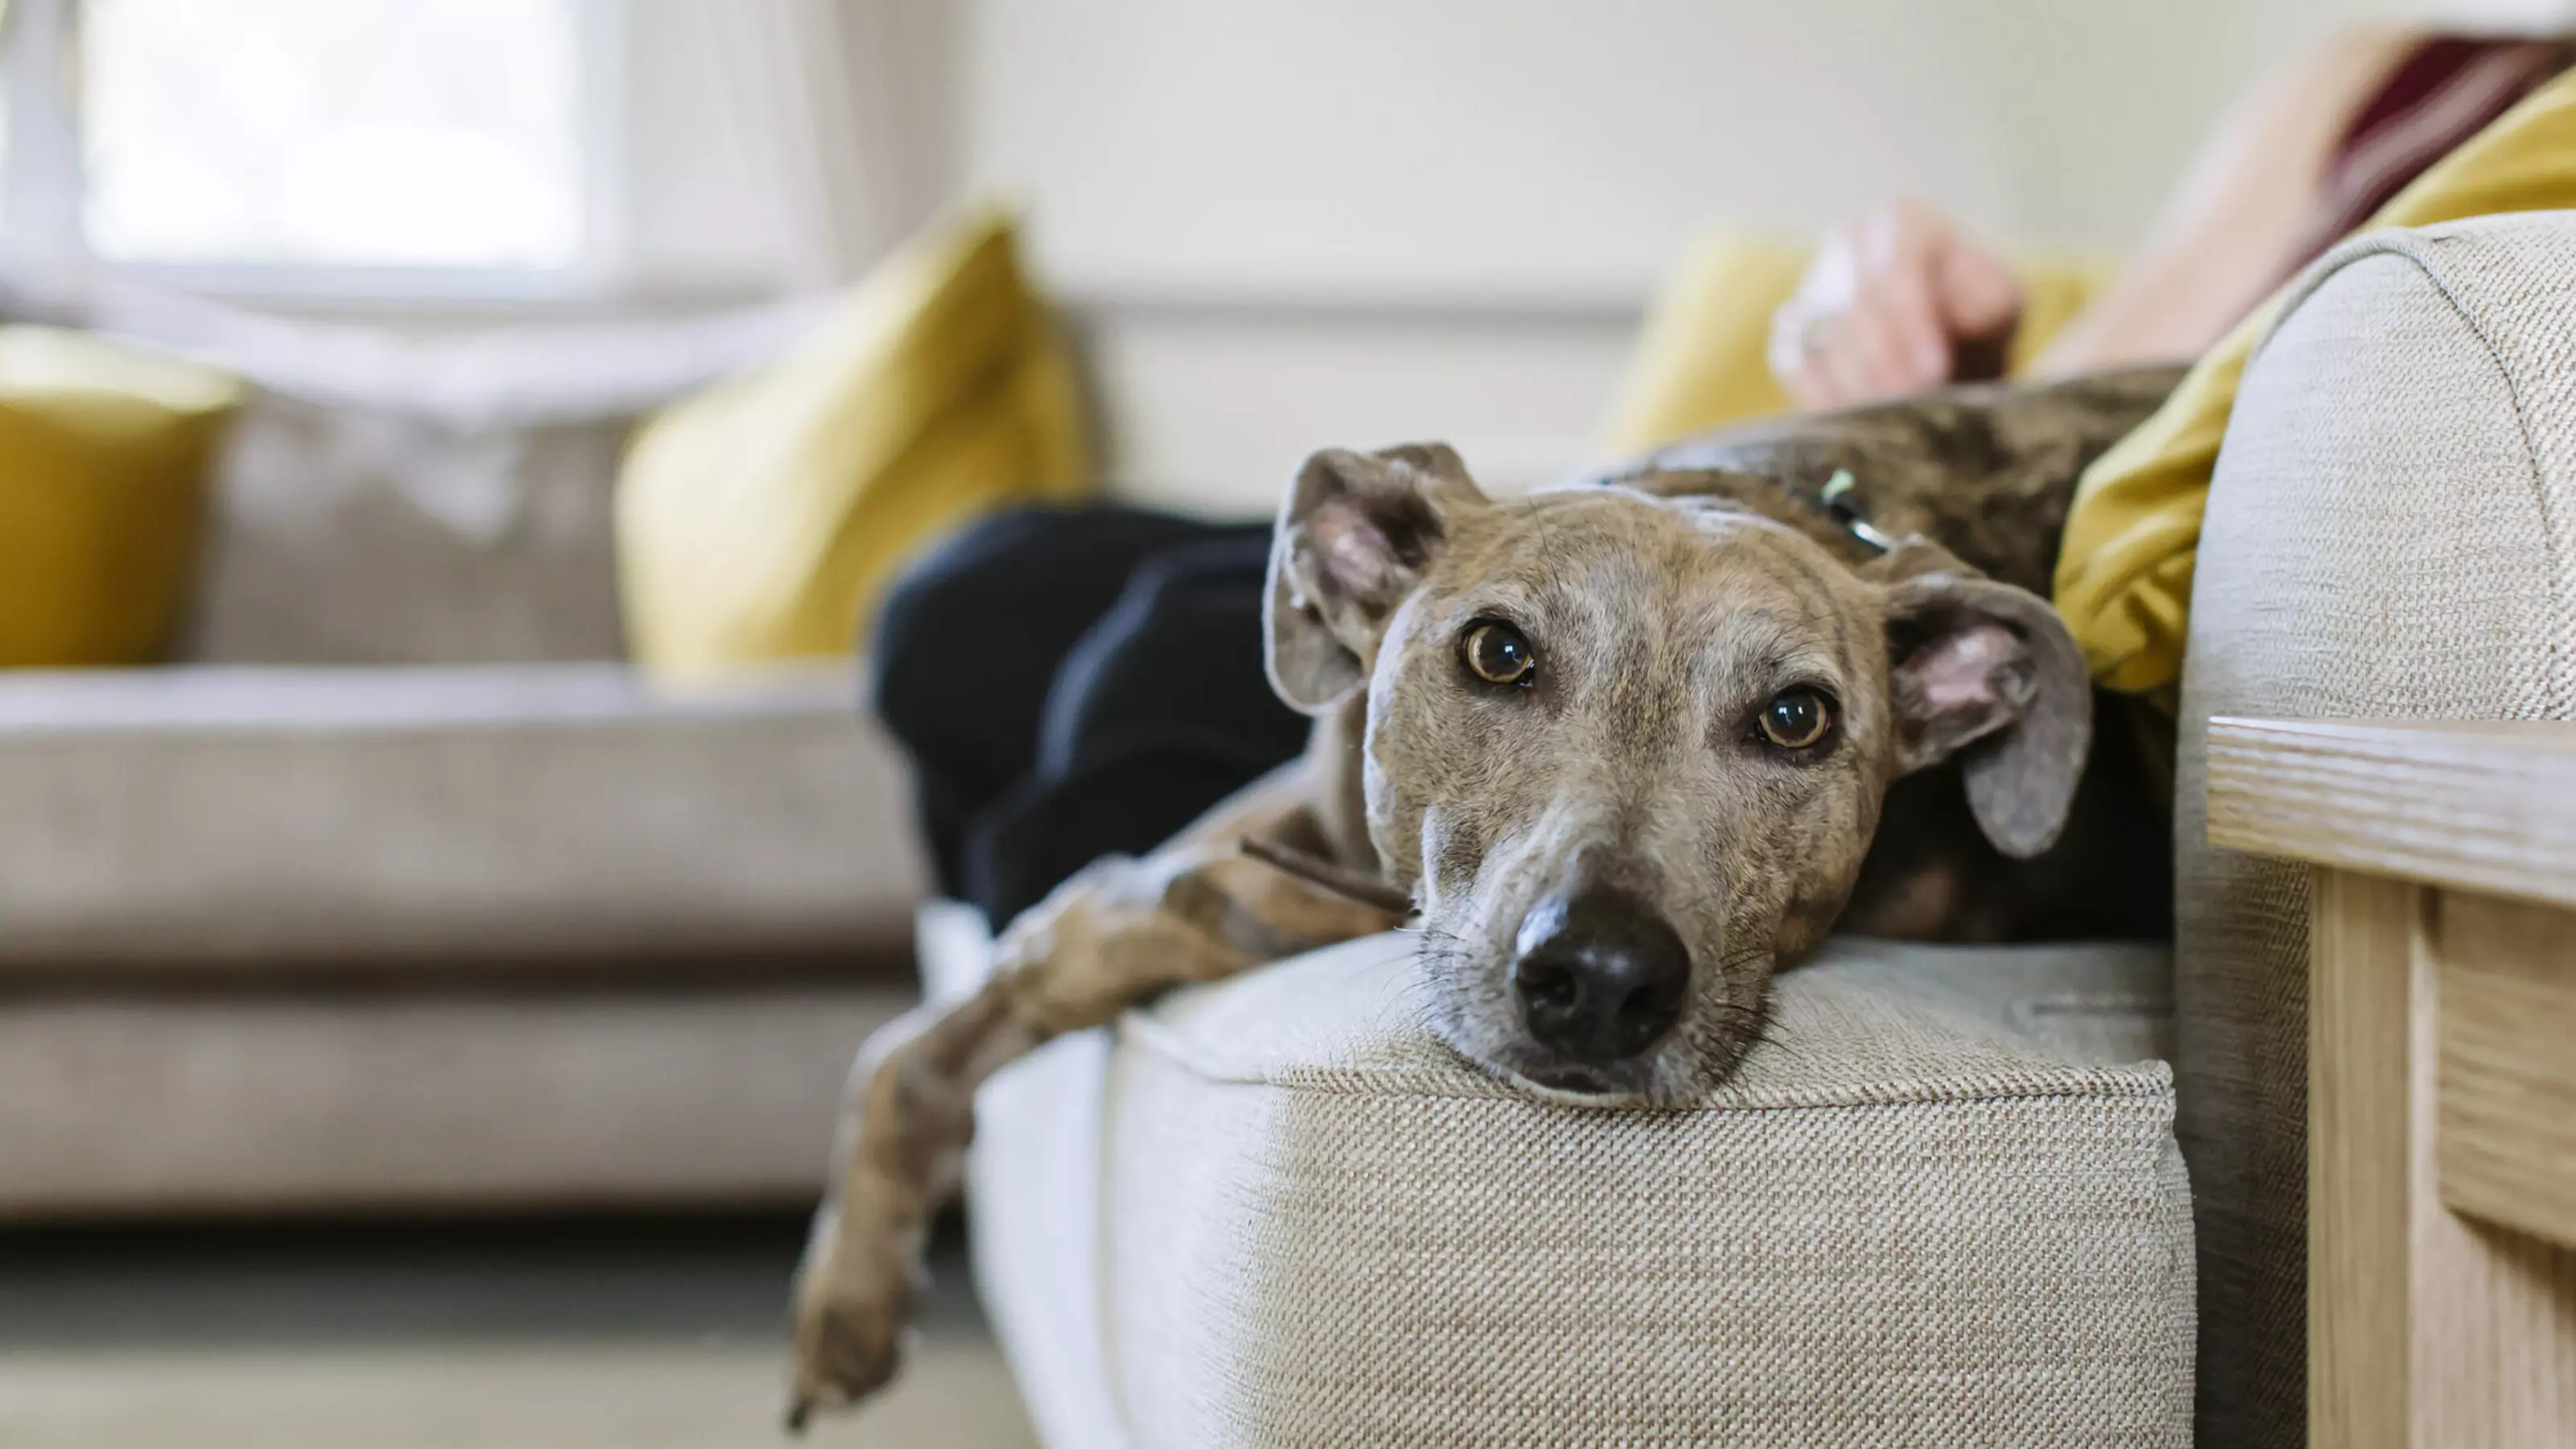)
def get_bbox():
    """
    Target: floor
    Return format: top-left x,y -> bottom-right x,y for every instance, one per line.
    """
0,1212 -> 1040,1449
